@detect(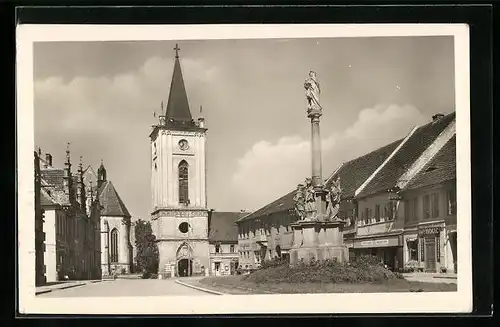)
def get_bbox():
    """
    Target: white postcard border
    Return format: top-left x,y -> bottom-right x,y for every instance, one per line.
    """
17,23 -> 472,315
